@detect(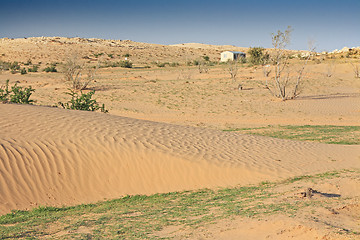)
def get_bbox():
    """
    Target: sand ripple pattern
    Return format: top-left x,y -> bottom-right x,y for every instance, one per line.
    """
1,104 -> 359,214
